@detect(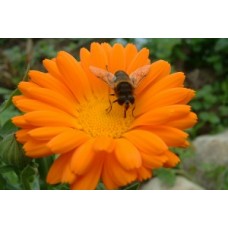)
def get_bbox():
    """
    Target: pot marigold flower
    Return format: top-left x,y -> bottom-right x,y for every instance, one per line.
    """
12,42 -> 197,190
